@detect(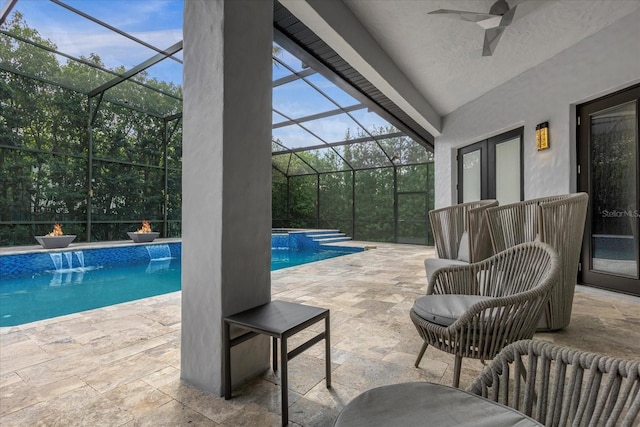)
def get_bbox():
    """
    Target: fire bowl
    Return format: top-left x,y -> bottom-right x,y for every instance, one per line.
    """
127,232 -> 160,243
35,235 -> 77,249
